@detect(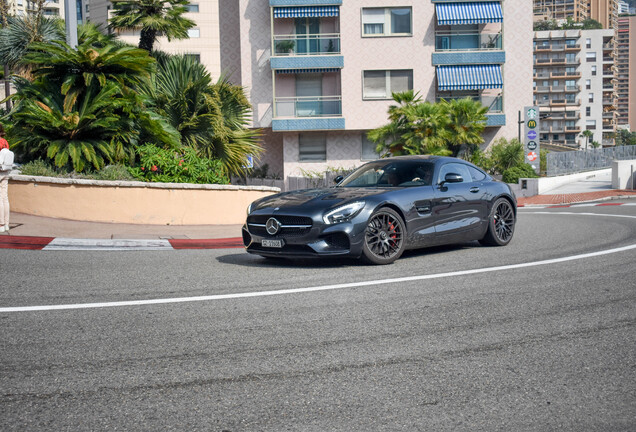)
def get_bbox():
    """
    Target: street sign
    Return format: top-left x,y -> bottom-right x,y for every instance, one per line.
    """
523,106 -> 540,174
